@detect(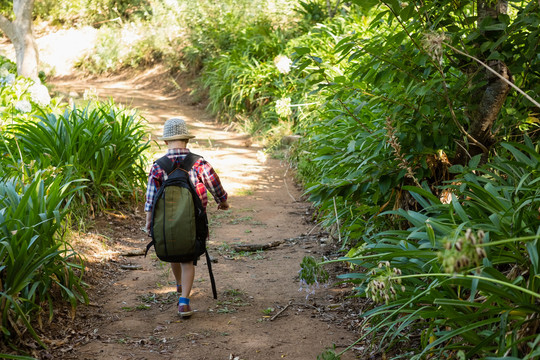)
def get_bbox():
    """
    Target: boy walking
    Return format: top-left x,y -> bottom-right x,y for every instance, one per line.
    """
145,117 -> 229,318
